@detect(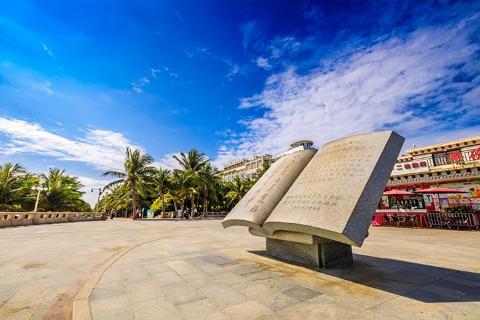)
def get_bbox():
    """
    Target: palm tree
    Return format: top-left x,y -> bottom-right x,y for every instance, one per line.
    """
255,162 -> 271,181
0,163 -> 26,210
198,163 -> 219,216
103,147 -> 156,218
225,177 -> 251,208
170,169 -> 191,213
152,167 -> 171,216
40,168 -> 90,211
173,149 -> 209,216
99,185 -> 132,217
16,173 -> 41,211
